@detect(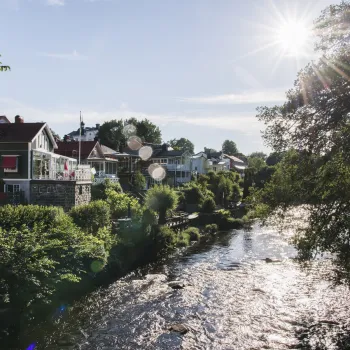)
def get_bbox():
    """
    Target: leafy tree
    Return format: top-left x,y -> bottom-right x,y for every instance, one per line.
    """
133,171 -> 146,191
0,55 -> 10,72
252,2 -> 350,283
249,152 -> 267,160
106,189 -> 142,219
266,152 -> 285,166
168,138 -> 194,154
145,185 -> 178,224
204,147 -> 217,154
247,157 -> 266,174
222,140 -> 238,155
200,197 -> 216,213
97,118 -> 162,152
